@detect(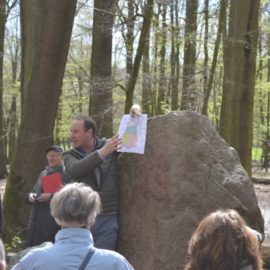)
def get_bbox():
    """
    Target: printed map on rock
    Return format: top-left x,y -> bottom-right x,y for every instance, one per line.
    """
118,114 -> 147,154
